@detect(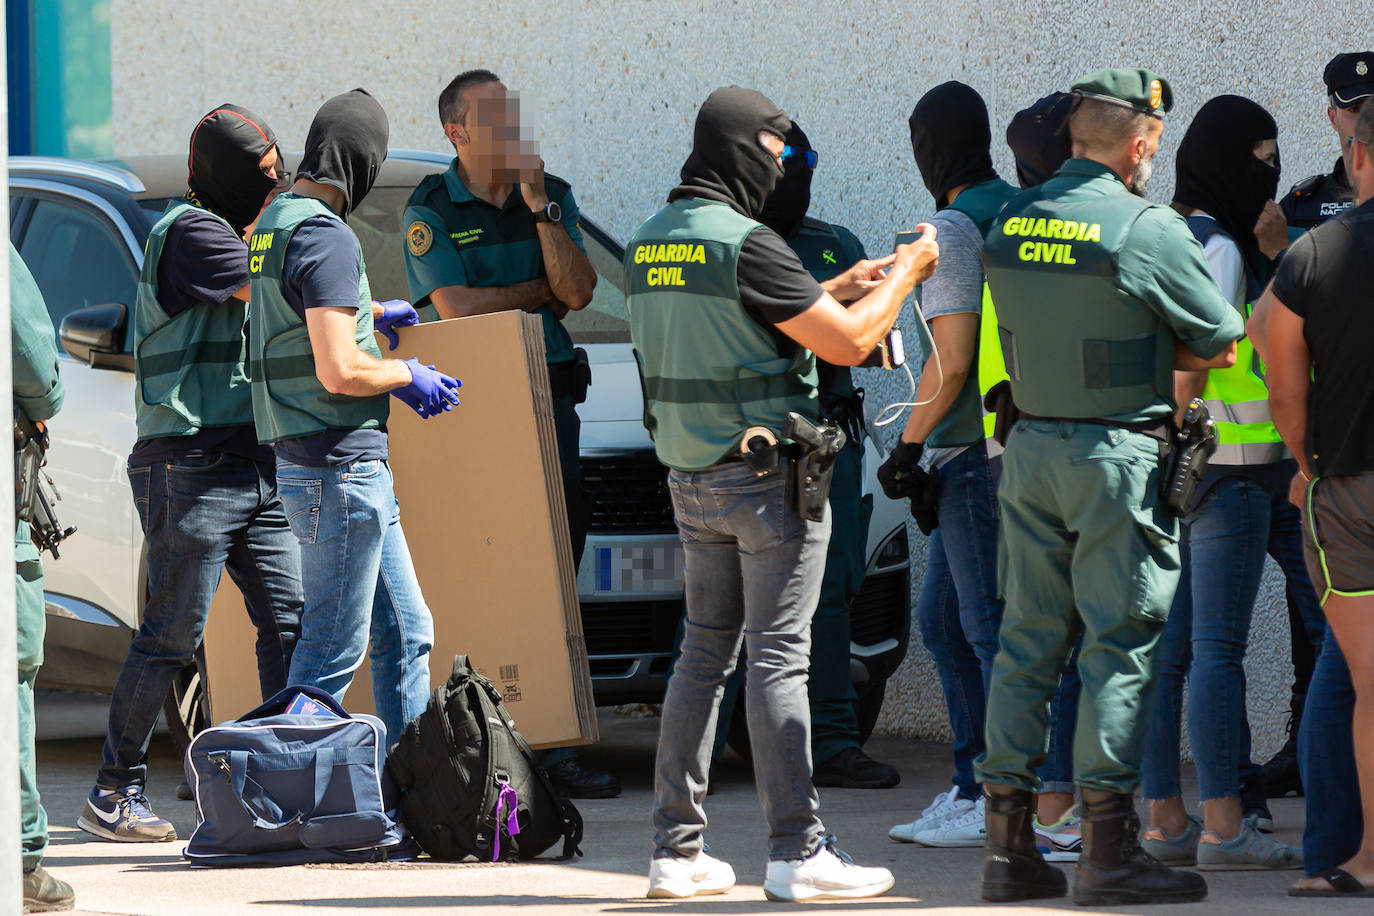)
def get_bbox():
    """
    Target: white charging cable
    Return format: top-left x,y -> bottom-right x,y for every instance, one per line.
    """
872,294 -> 944,427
